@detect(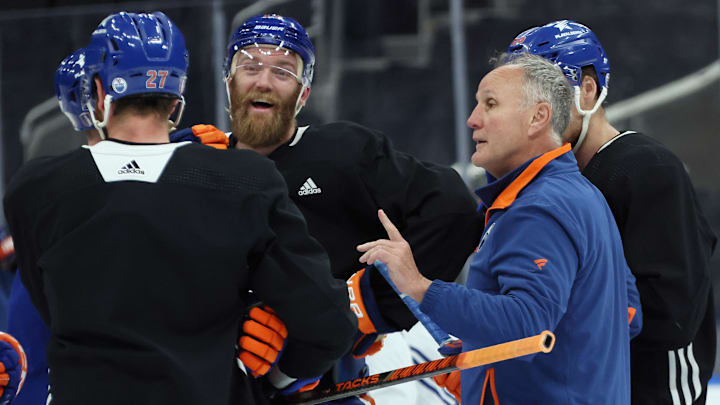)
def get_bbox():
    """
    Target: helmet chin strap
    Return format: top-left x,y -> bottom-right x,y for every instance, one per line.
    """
87,94 -> 186,138
168,96 -> 186,131
293,84 -> 308,117
572,85 -> 608,153
87,95 -> 113,140
224,76 -> 234,121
